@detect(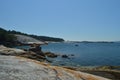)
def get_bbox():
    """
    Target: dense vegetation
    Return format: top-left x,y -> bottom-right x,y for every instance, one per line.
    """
0,28 -> 17,46
8,30 -> 64,42
0,28 -> 64,45
29,35 -> 64,42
